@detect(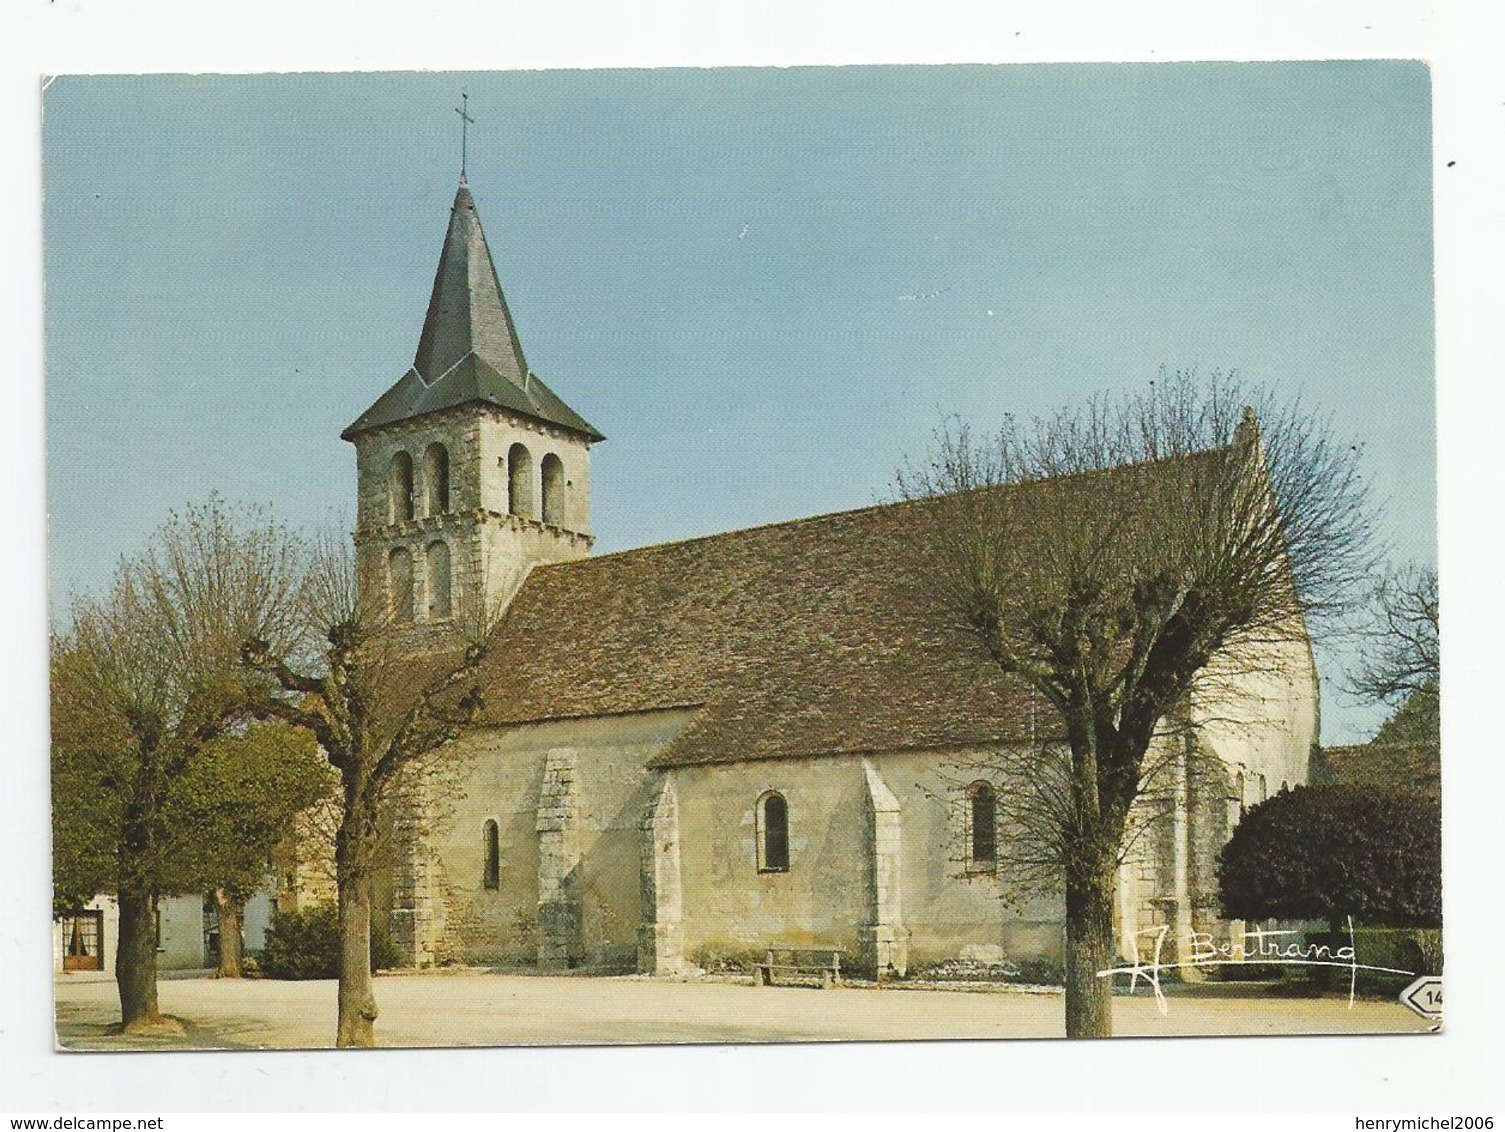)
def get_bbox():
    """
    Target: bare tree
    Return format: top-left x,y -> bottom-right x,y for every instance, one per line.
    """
241,533 -> 490,1048
51,500 -> 307,1031
898,370 -> 1374,1037
1351,563 -> 1438,716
